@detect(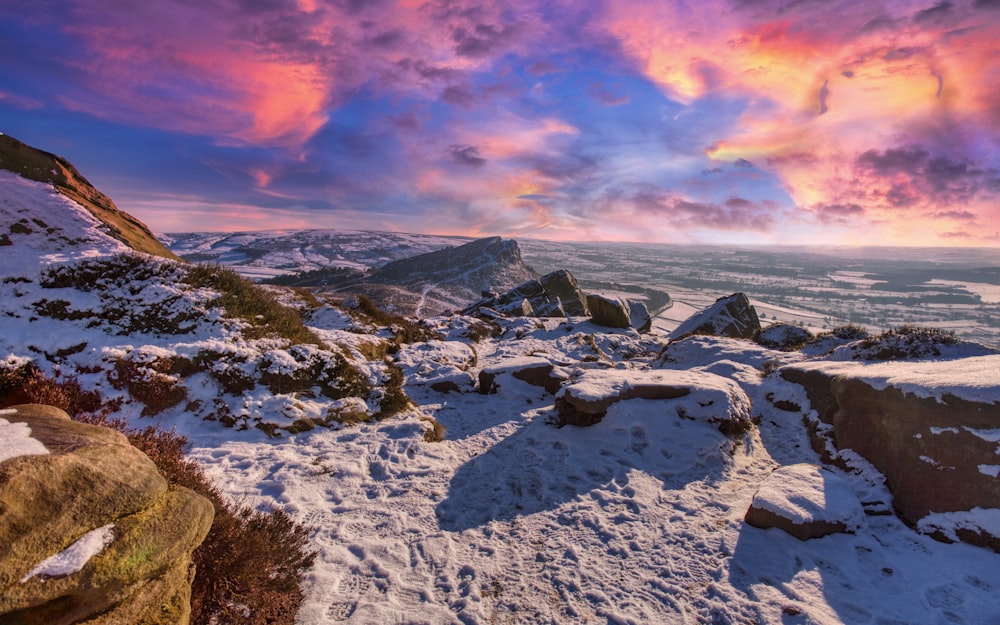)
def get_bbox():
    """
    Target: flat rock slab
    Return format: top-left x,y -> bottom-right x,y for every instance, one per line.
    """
745,464 -> 864,540
554,369 -> 752,428
478,357 -> 568,395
